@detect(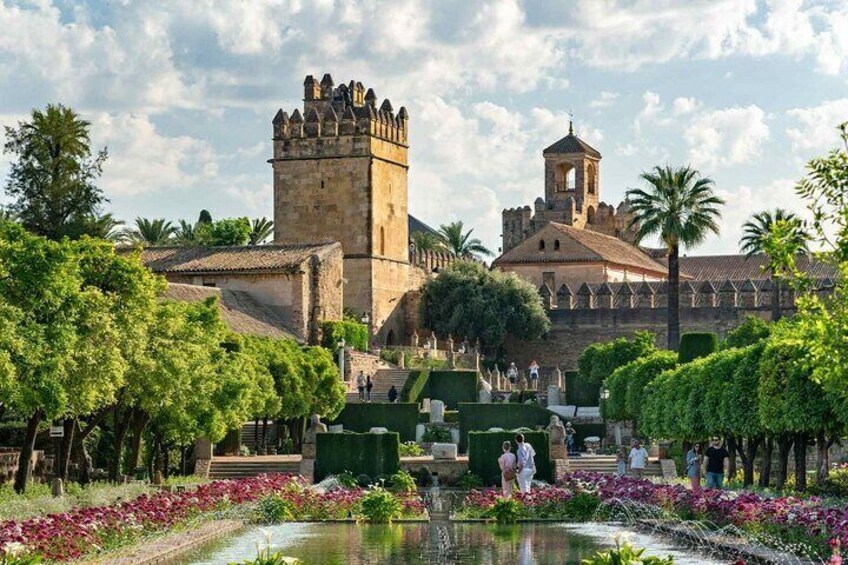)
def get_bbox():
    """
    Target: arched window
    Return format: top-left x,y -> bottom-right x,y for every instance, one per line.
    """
538,239 -> 546,251
554,162 -> 574,193
386,329 -> 396,346
554,239 -> 560,250
587,163 -> 596,195
380,226 -> 386,255
586,206 -> 596,224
